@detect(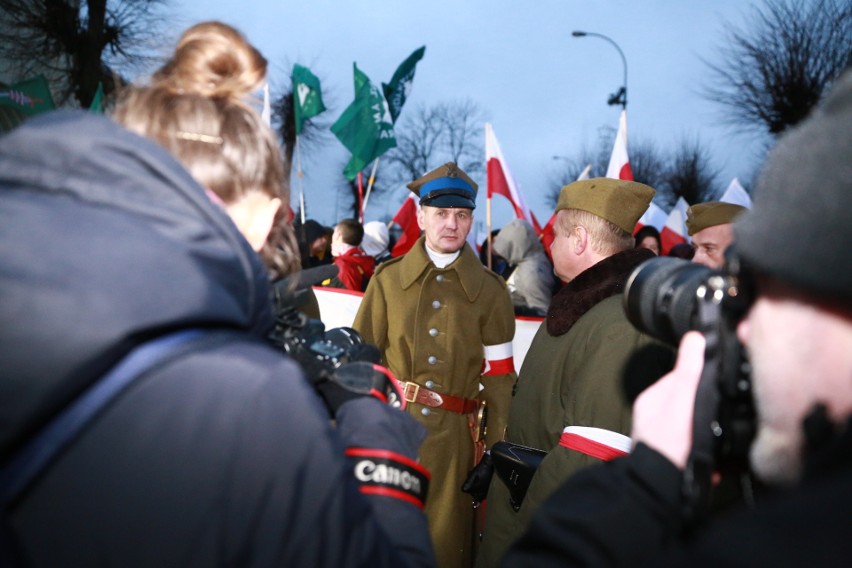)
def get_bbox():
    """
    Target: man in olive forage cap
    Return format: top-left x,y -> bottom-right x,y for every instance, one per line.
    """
353,162 -> 517,568
502,67 -> 852,568
686,201 -> 747,269
476,178 -> 674,567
